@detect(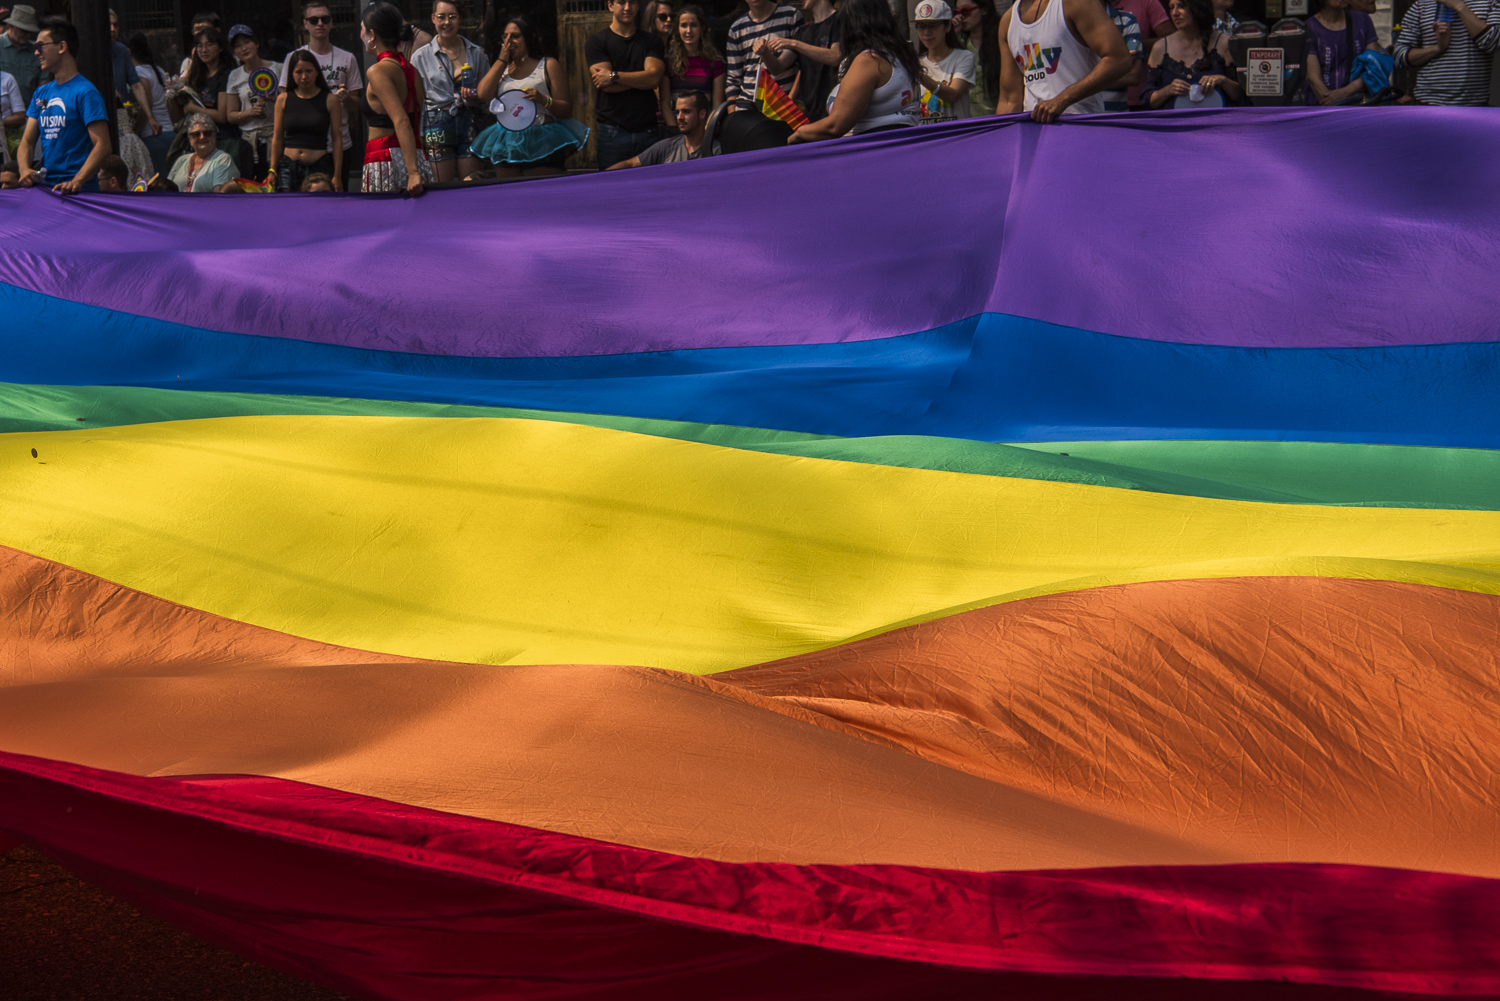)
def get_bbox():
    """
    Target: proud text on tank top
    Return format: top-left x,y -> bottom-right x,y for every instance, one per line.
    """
1006,0 -> 1105,115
